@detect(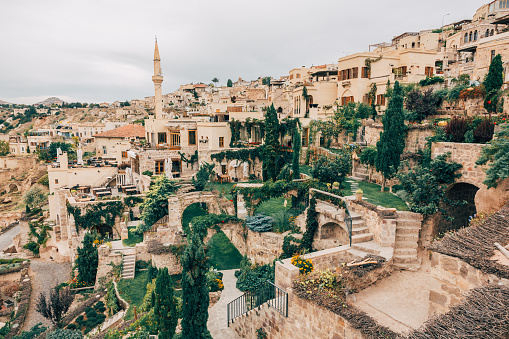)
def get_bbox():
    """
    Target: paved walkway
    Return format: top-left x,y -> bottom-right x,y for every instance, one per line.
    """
23,260 -> 72,330
352,255 -> 438,334
0,225 -> 20,251
208,270 -> 242,339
